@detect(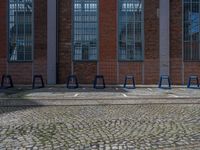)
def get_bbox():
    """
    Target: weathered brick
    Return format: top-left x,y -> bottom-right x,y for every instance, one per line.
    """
0,0 -> 199,85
